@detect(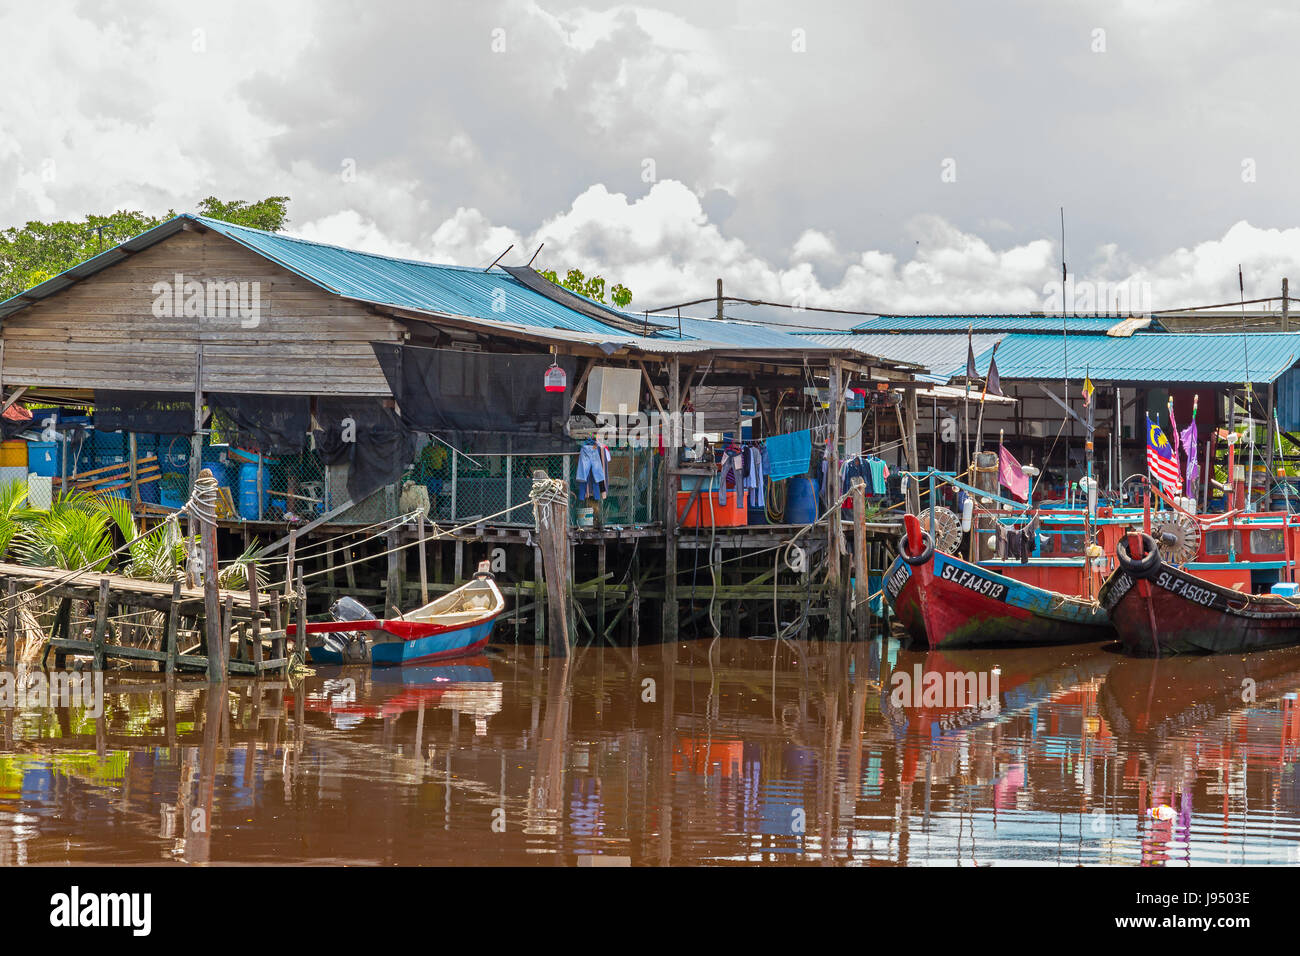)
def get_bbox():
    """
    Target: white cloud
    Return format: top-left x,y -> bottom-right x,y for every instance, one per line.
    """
291,180 -> 1300,323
